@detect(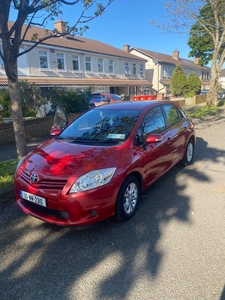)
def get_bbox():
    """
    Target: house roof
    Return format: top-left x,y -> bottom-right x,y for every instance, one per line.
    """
0,75 -> 151,87
8,21 -> 147,62
131,47 -> 210,71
